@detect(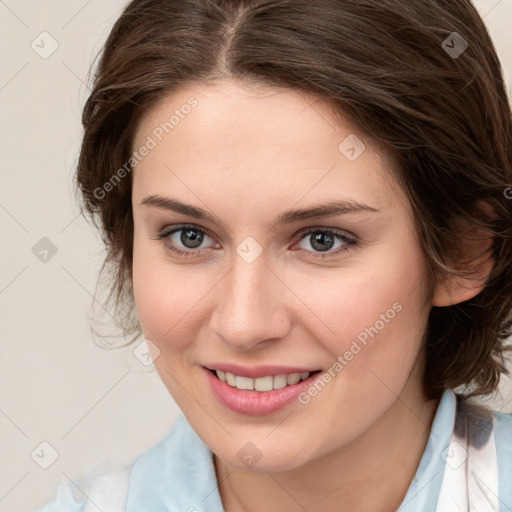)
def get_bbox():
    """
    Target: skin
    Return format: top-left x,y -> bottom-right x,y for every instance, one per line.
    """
130,79 -> 489,512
